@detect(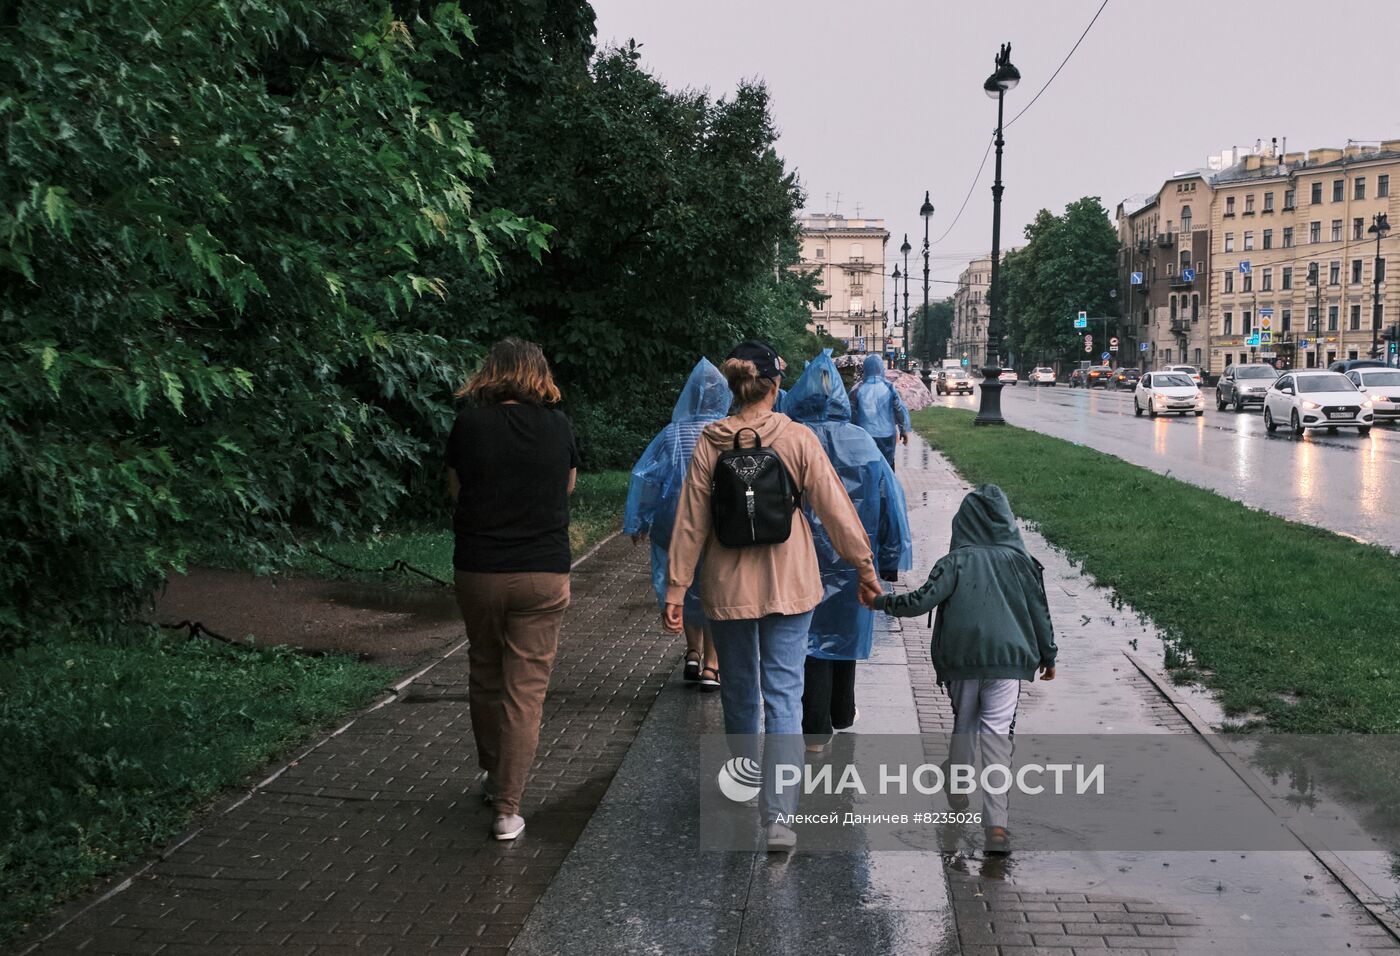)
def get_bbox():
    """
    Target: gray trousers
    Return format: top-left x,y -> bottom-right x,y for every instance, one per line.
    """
947,678 -> 1020,829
